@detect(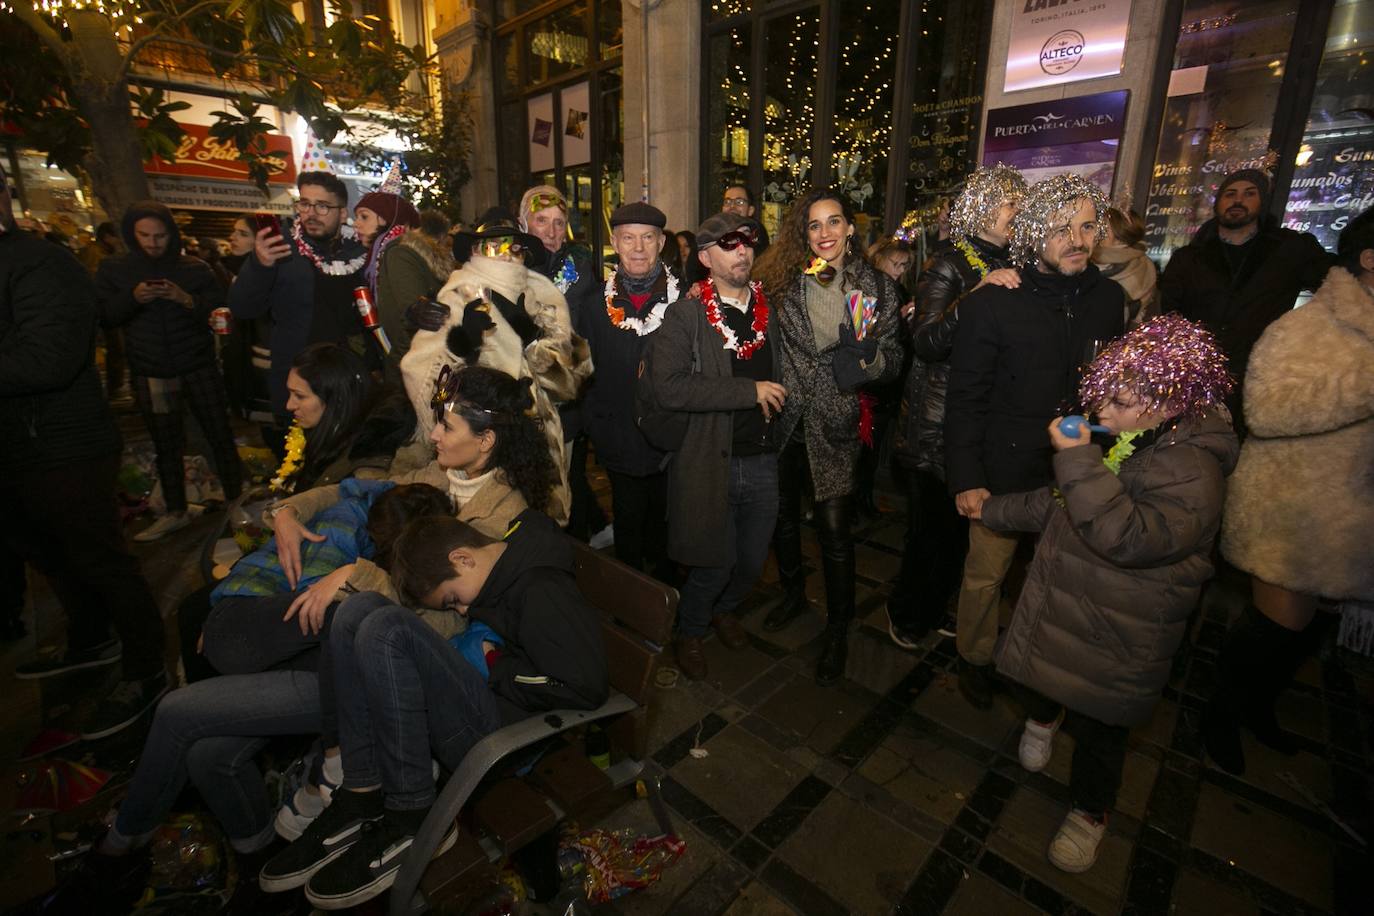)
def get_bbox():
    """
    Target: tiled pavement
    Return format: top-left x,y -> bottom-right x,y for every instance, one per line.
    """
4,416 -> 1372,914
